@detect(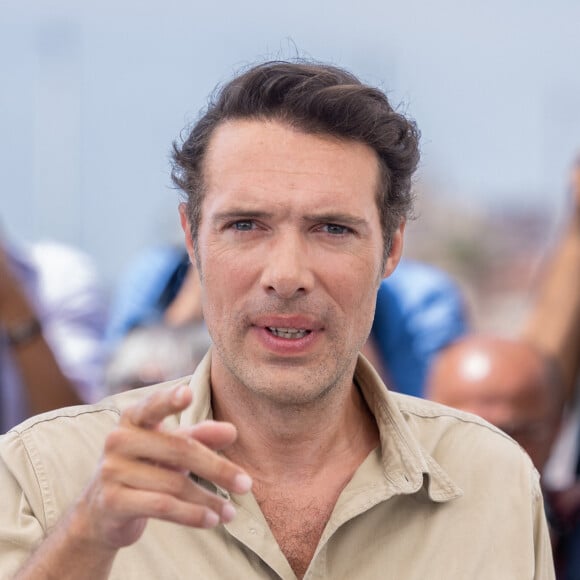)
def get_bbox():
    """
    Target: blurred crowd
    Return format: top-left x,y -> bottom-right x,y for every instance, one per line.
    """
1,157 -> 579,577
